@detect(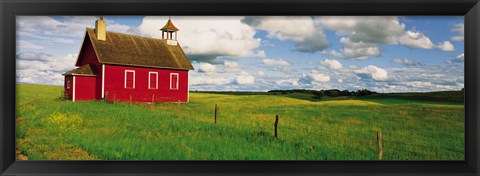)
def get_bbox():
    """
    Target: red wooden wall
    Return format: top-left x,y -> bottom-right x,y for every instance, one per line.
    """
76,36 -> 103,99
103,64 -> 189,102
68,35 -> 190,103
74,76 -> 97,101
